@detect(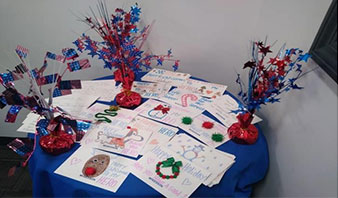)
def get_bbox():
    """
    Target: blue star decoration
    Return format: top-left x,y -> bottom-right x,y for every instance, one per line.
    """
157,58 -> 163,66
131,4 -> 141,16
130,28 -> 138,33
298,53 -> 311,62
